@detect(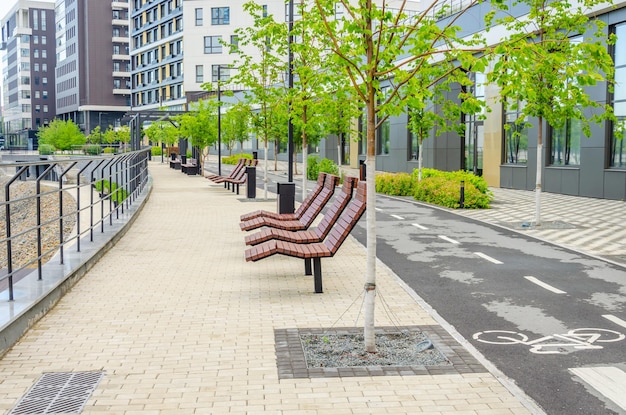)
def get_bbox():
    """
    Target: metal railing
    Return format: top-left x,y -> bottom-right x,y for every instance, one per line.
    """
0,149 -> 150,302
